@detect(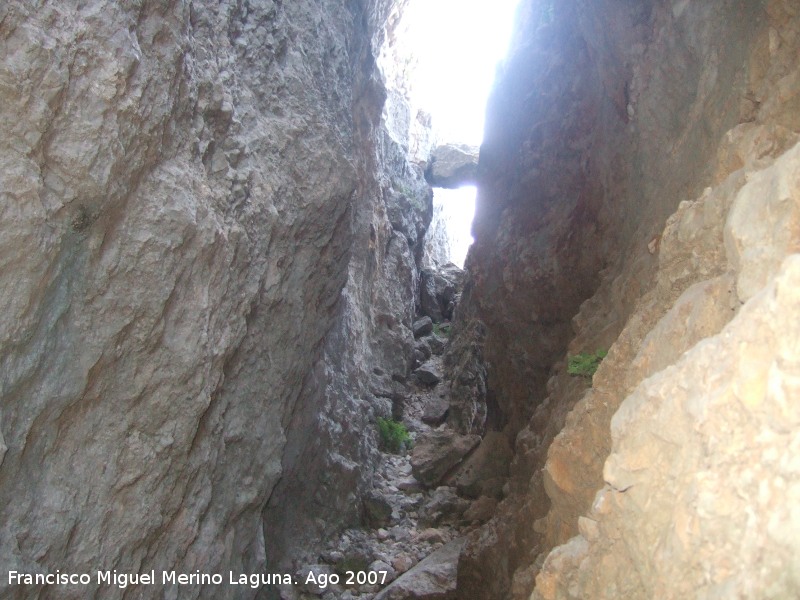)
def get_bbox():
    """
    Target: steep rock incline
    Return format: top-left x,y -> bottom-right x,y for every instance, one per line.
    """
0,0 -> 430,598
455,0 -> 799,598
534,6 -> 800,597
536,140 -> 800,600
